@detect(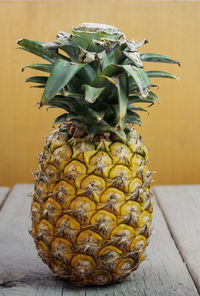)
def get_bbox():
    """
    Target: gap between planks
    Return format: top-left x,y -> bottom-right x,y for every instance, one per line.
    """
0,187 -> 10,211
154,185 -> 200,295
